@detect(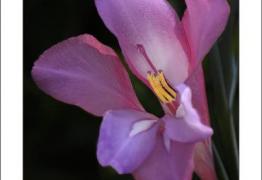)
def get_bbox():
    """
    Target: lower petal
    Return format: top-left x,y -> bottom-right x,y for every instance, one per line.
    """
134,136 -> 195,180
97,109 -> 158,174
163,115 -> 212,143
163,85 -> 213,143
